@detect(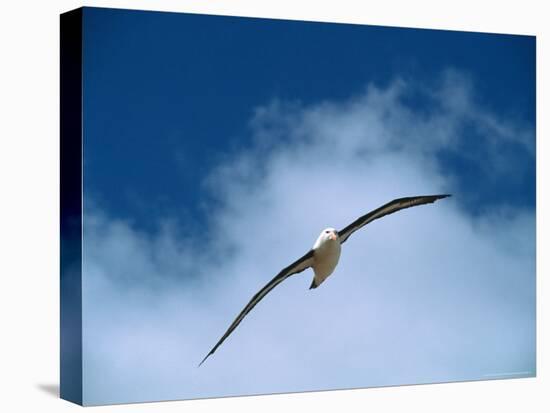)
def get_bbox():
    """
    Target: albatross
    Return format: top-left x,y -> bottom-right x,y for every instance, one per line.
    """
199,194 -> 450,366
